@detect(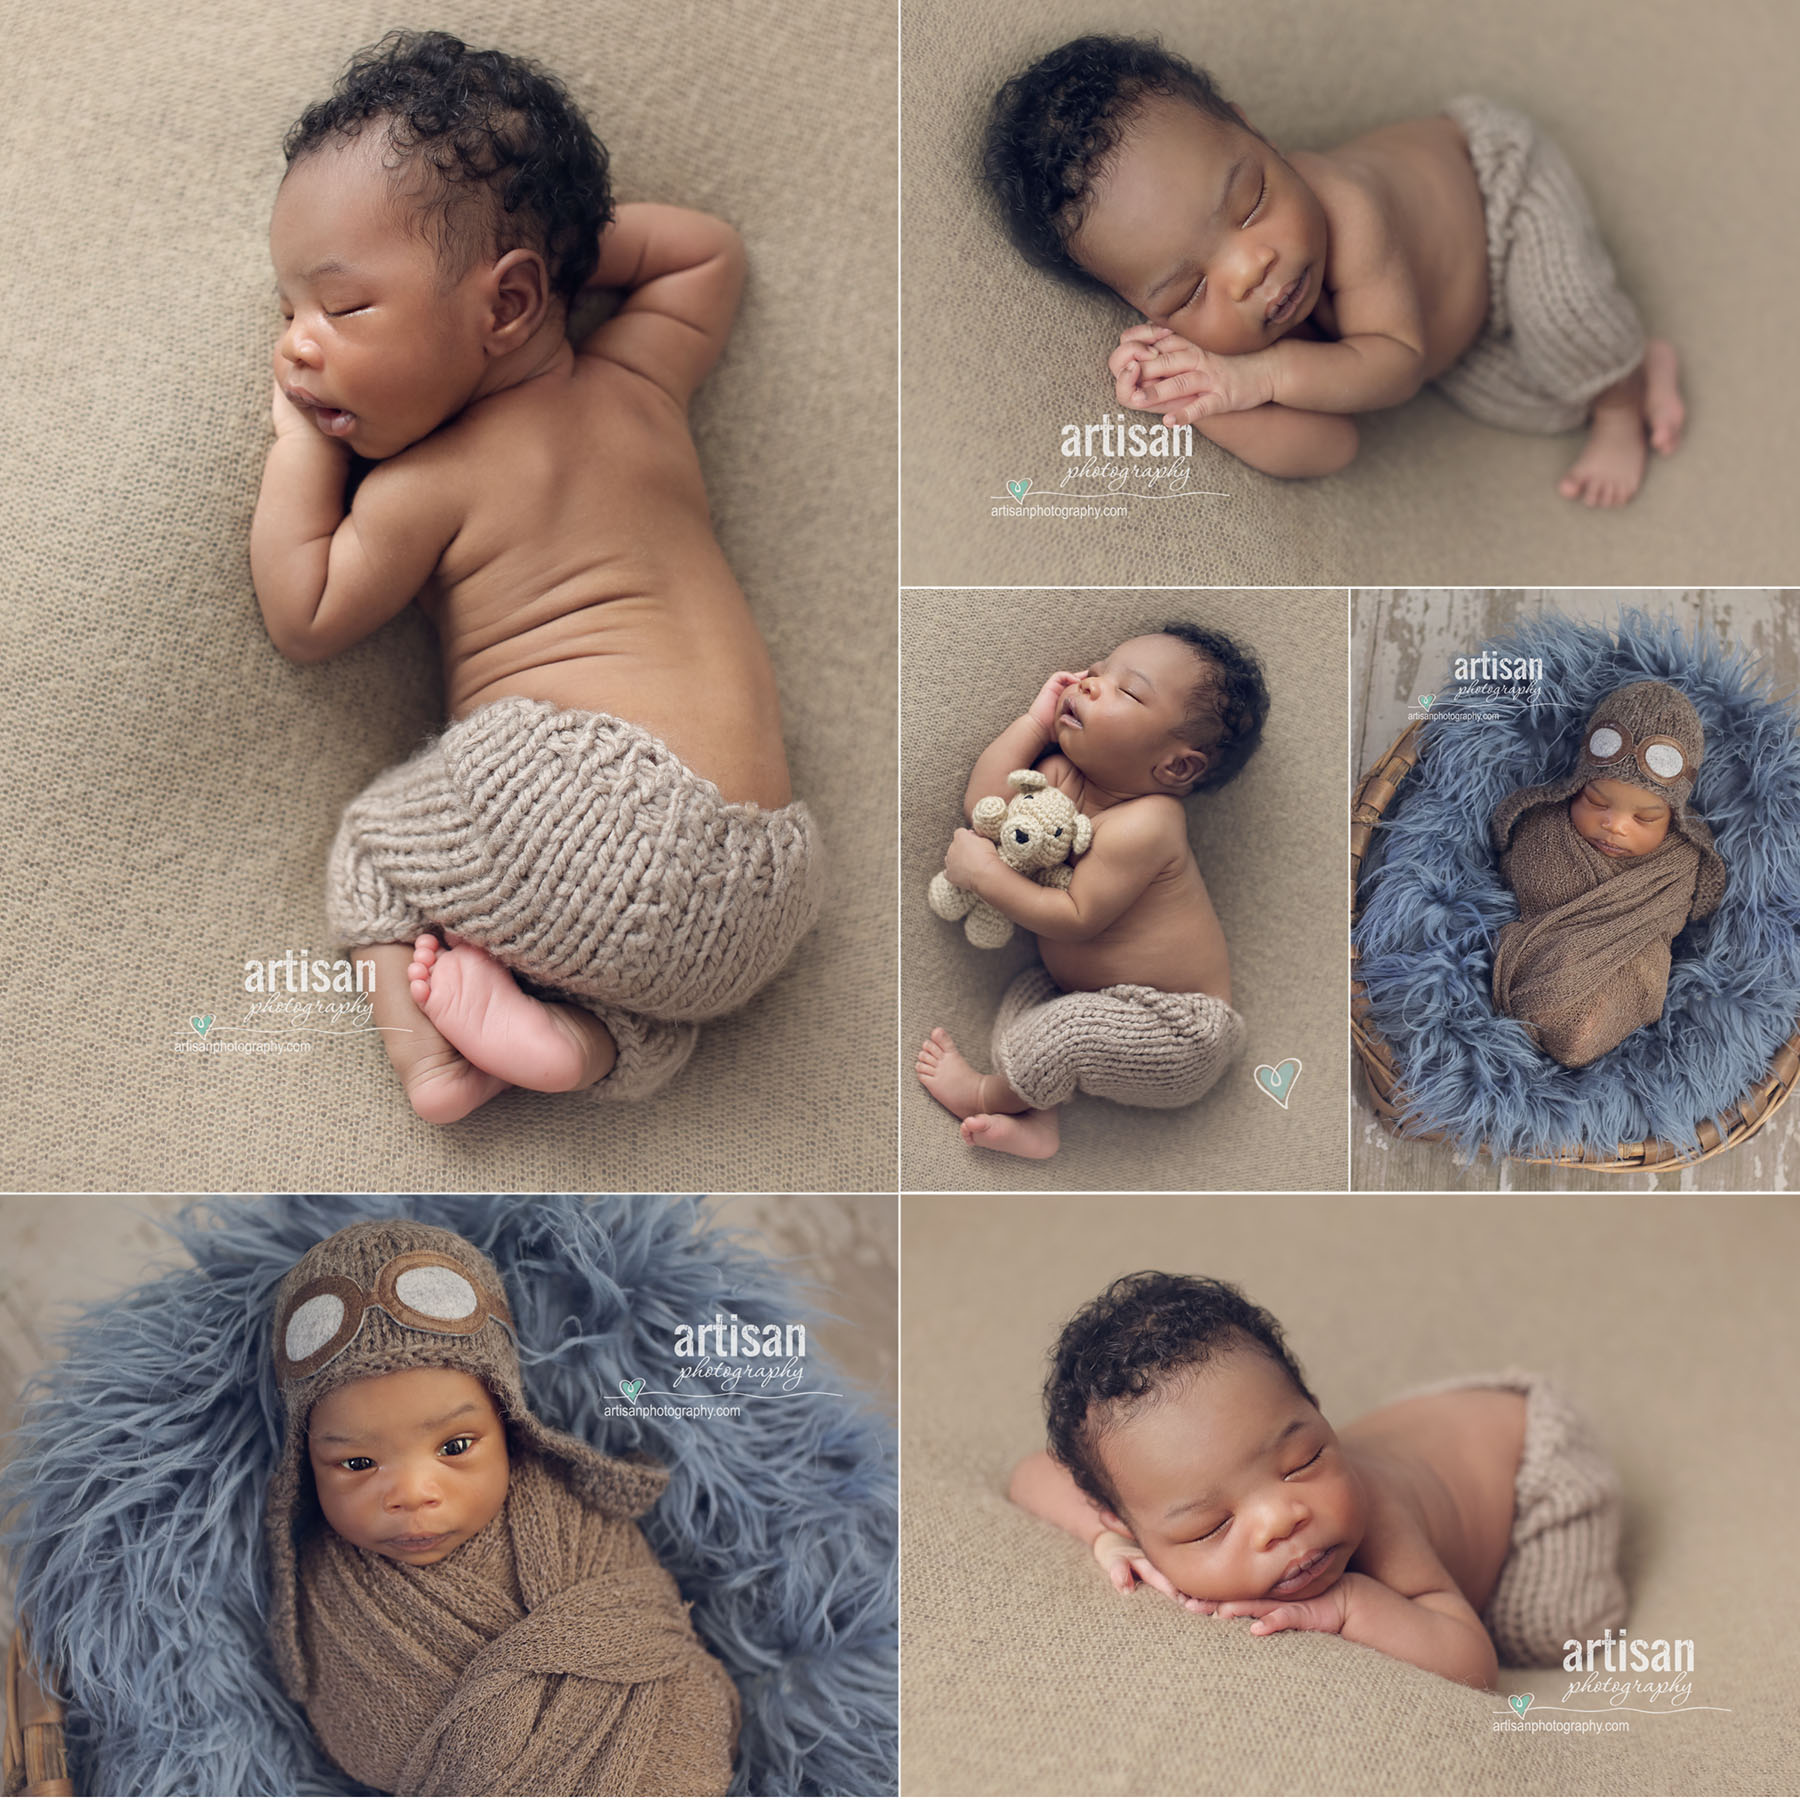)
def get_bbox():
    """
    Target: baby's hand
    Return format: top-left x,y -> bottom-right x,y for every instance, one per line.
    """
269,376 -> 315,441
1113,326 -> 1269,424
1216,1578 -> 1350,1637
1093,1531 -> 1218,1614
943,827 -> 1000,890
1028,670 -> 1085,737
